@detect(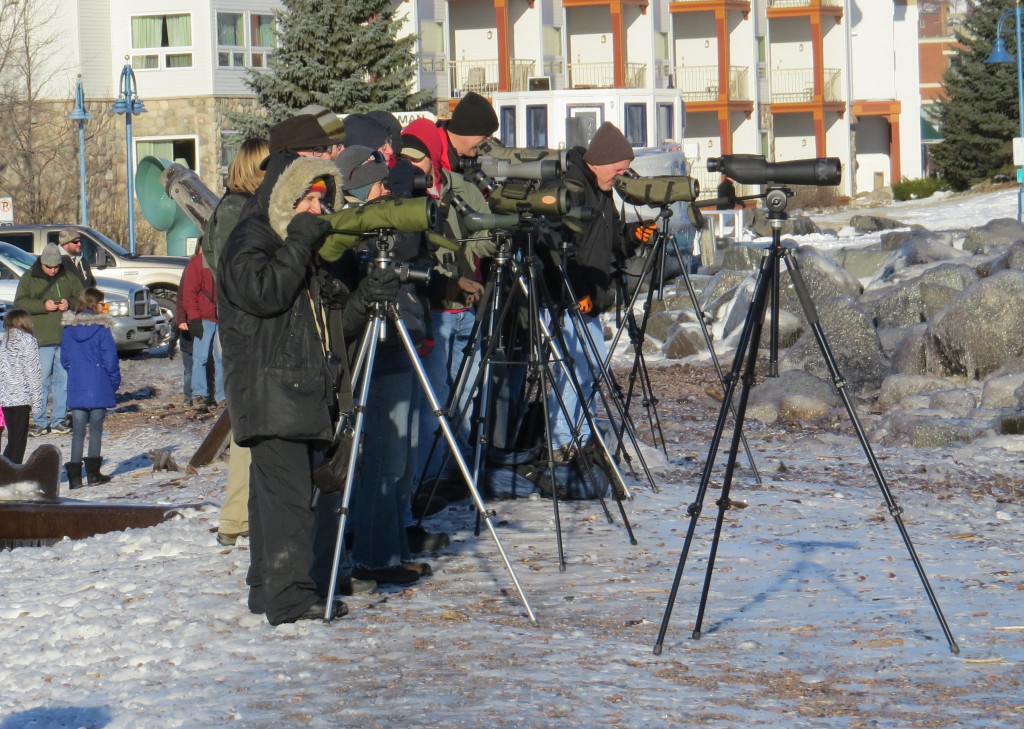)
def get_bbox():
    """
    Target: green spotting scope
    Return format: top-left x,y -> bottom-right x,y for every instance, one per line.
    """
318,197 -> 457,261
612,174 -> 700,207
